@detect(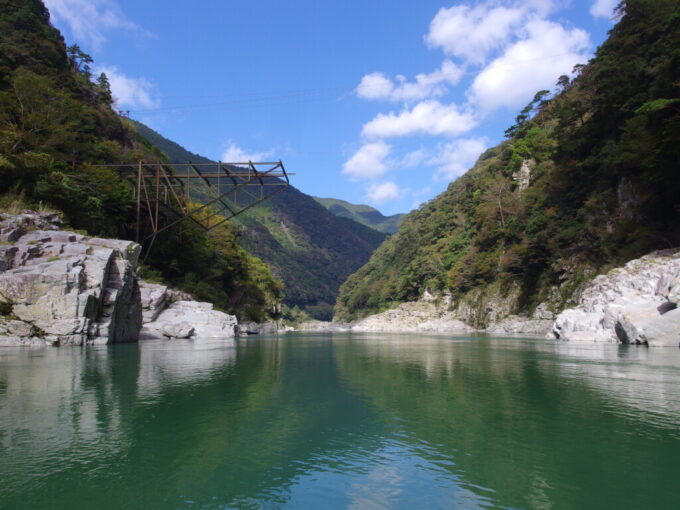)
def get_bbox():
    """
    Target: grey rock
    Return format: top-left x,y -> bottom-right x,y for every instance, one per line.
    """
550,248 -> 680,346
296,320 -> 349,332
0,211 -> 142,345
139,281 -> 171,323
512,159 -> 534,193
350,300 -> 474,333
487,316 -> 553,335
0,319 -> 33,337
141,321 -> 194,339
236,321 -> 283,335
143,300 -> 237,338
668,284 -> 680,305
